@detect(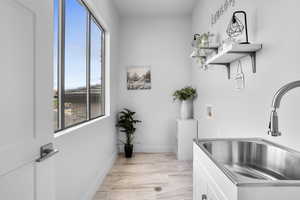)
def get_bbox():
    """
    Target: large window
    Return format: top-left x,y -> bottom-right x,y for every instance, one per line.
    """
54,0 -> 106,132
